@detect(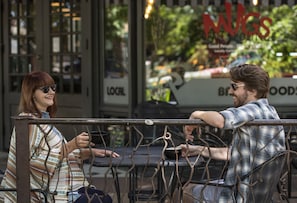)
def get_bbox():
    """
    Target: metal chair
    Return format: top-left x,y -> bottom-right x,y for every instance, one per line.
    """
133,100 -> 185,145
130,100 -> 185,202
288,134 -> 297,198
181,151 -> 288,202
